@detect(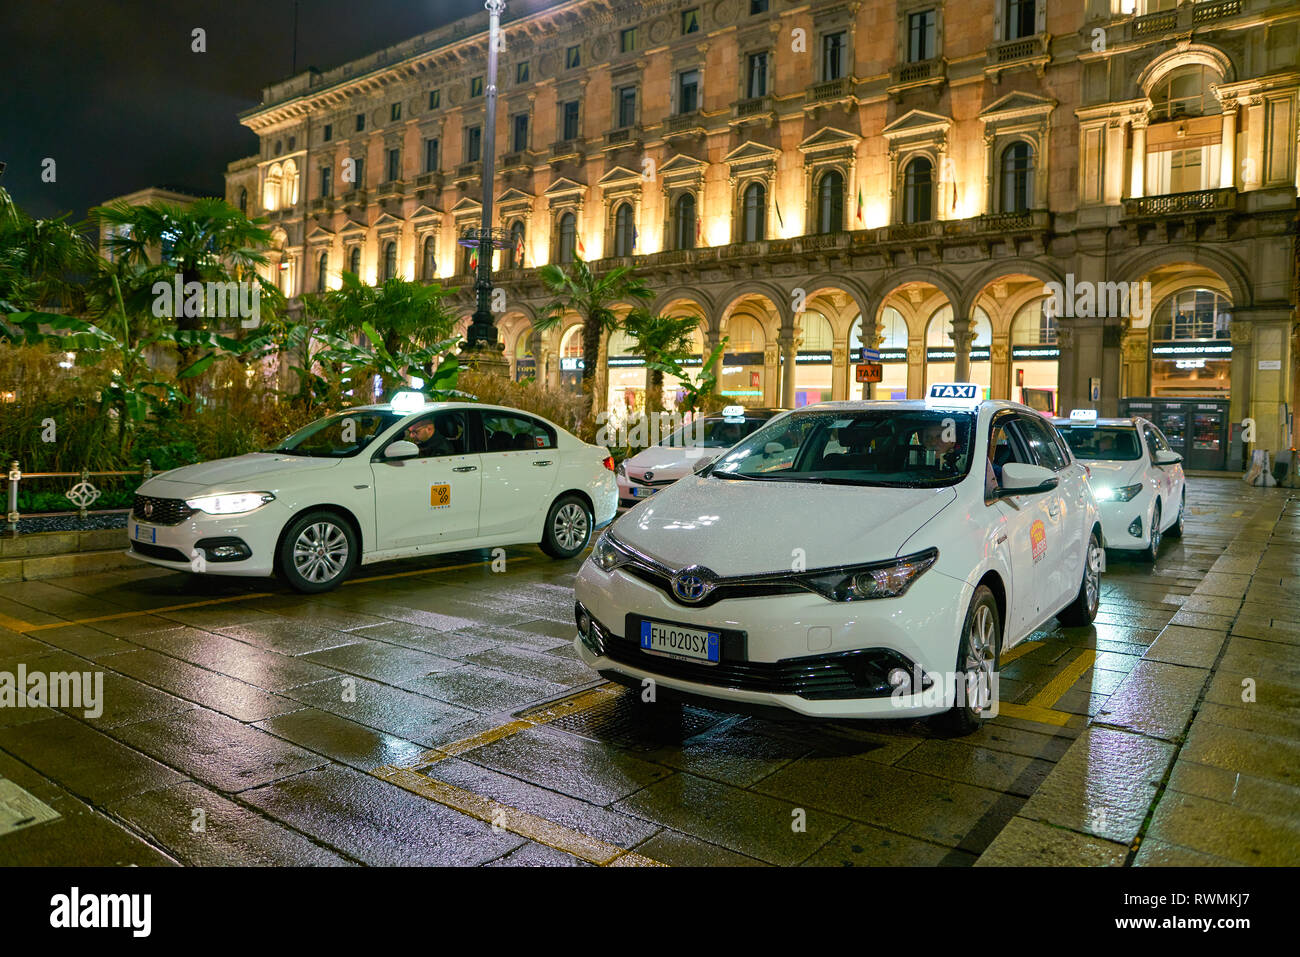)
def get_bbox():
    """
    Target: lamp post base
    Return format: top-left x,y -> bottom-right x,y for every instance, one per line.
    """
458,339 -> 511,379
